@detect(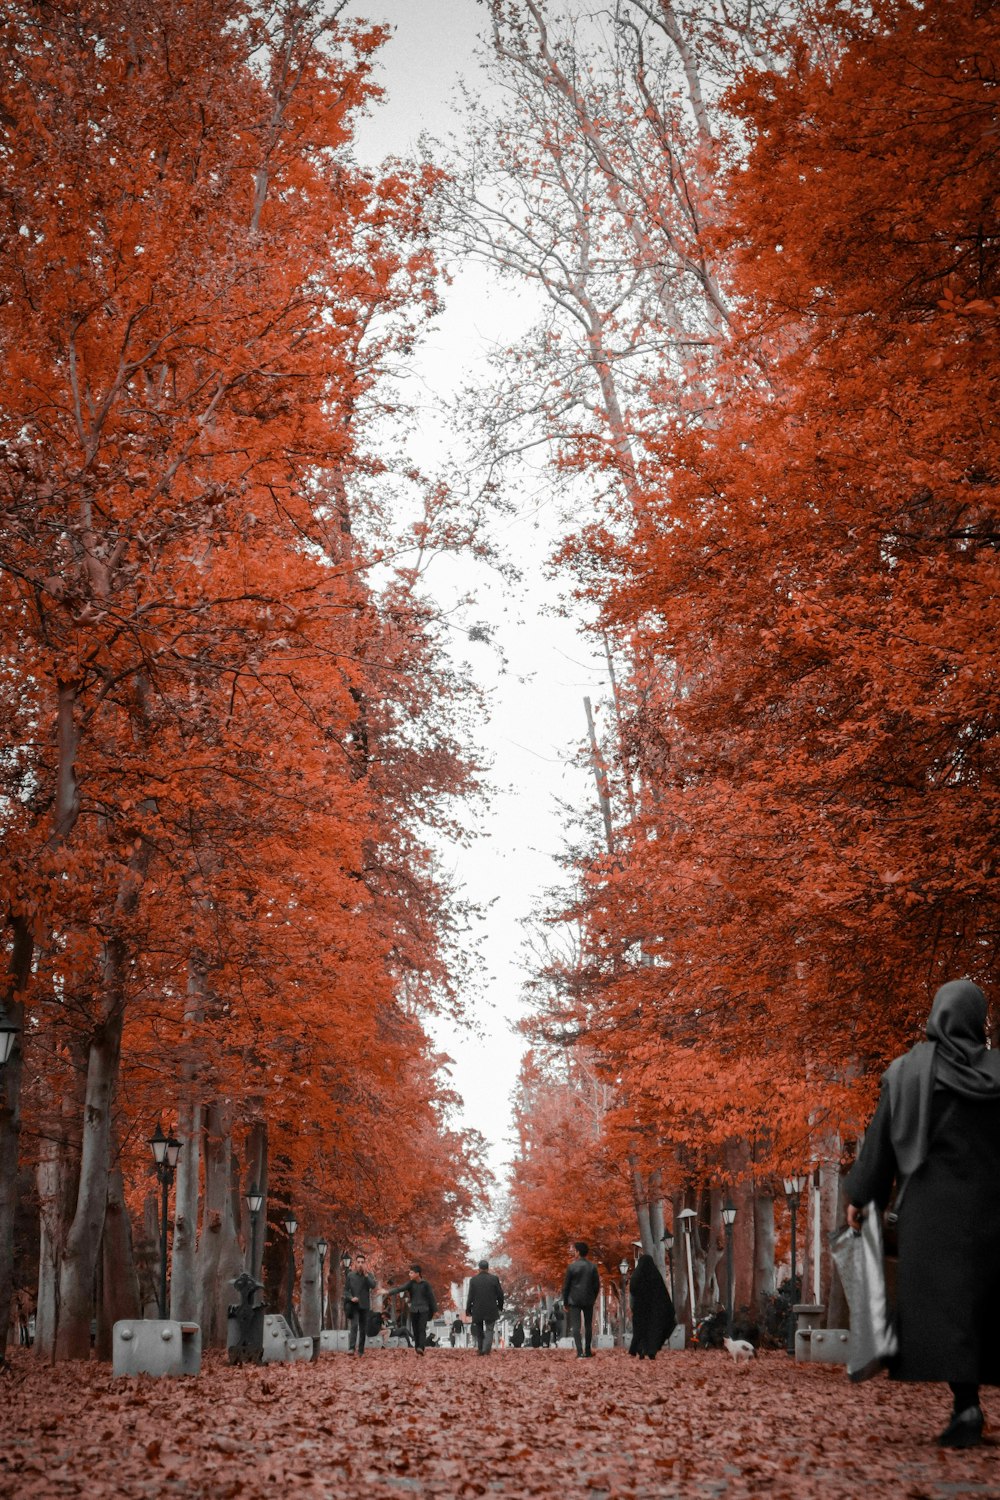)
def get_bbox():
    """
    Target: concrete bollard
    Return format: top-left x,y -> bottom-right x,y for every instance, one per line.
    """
113,1320 -> 201,1378
808,1329 -> 850,1365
